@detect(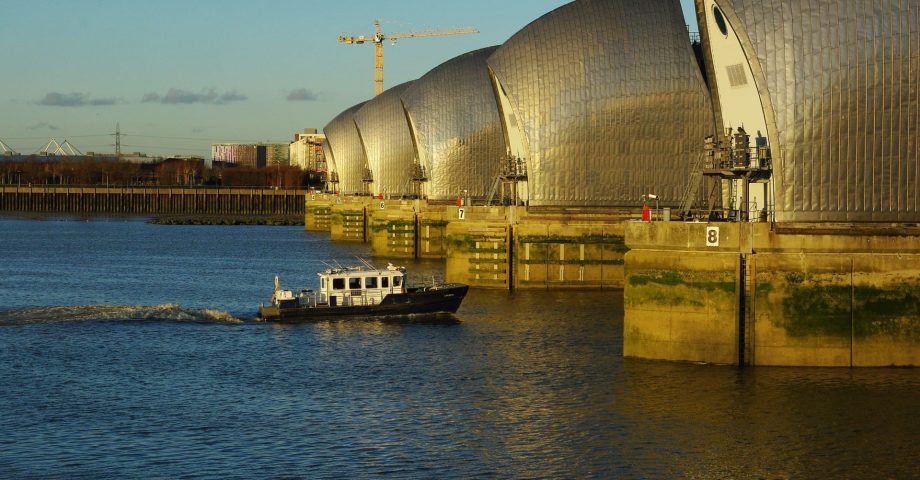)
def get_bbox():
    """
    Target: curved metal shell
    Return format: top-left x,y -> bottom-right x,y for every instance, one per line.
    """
323,102 -> 368,195
401,46 -> 505,201
354,81 -> 417,197
700,0 -> 920,222
487,0 -> 714,207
